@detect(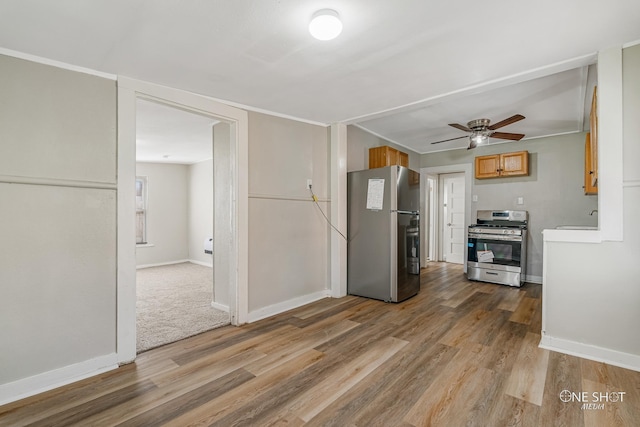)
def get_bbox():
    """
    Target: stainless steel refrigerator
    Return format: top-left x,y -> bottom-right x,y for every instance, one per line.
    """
347,166 -> 420,302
